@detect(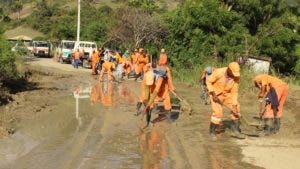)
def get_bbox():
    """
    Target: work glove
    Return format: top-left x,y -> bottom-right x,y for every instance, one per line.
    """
232,105 -> 241,118
143,106 -> 151,114
258,92 -> 264,99
209,91 -> 219,103
232,105 -> 238,114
